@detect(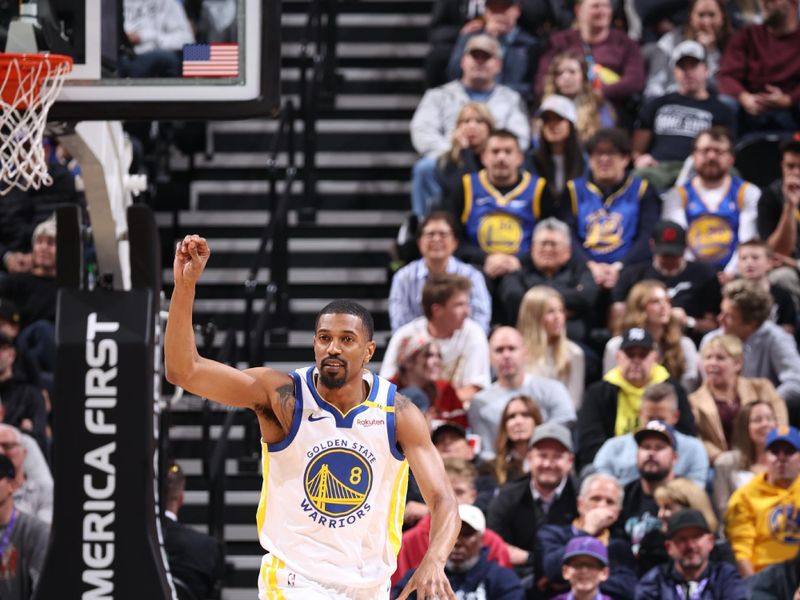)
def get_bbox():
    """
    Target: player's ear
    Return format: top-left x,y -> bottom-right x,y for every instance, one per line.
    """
364,340 -> 376,364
